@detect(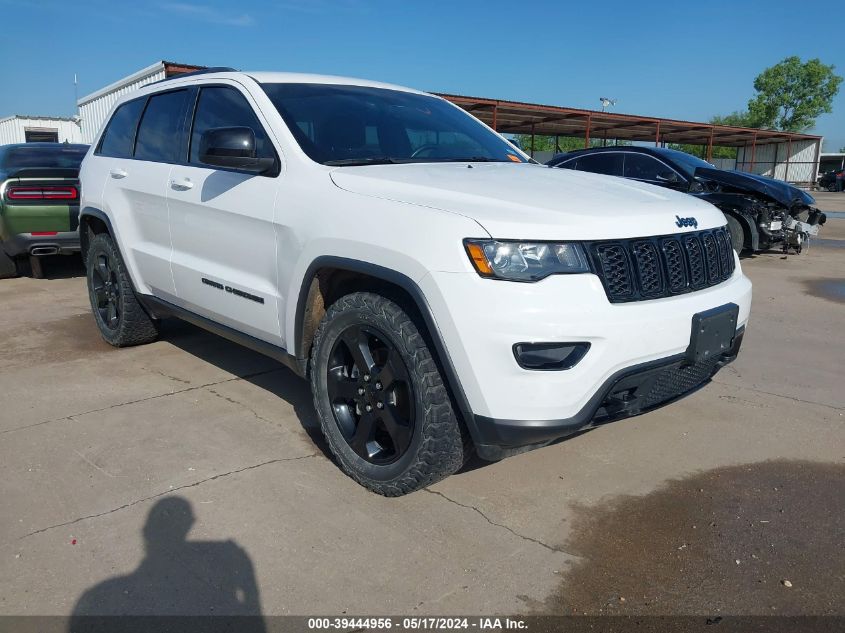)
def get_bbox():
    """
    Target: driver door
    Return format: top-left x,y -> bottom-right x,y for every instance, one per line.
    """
622,153 -> 686,189
167,84 -> 283,344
